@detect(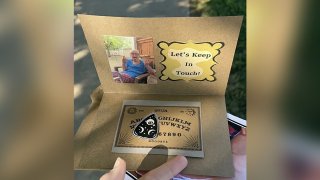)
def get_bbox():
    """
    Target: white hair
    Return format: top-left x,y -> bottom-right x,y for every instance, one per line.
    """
130,50 -> 139,54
